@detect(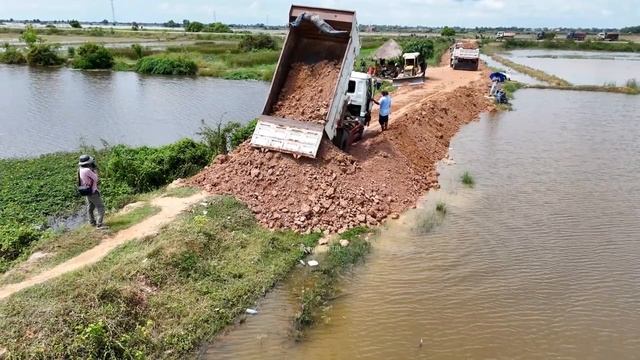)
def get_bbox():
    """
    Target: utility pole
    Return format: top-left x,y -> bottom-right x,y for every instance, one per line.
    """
110,0 -> 116,24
